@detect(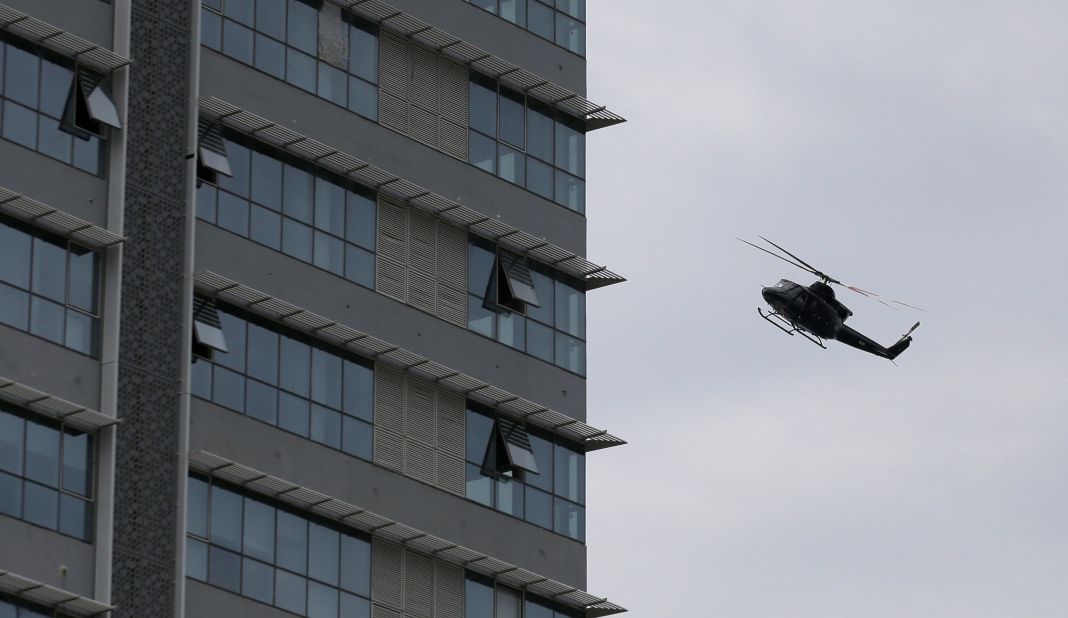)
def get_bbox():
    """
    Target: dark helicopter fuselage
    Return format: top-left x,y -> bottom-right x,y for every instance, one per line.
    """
760,279 -> 851,340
